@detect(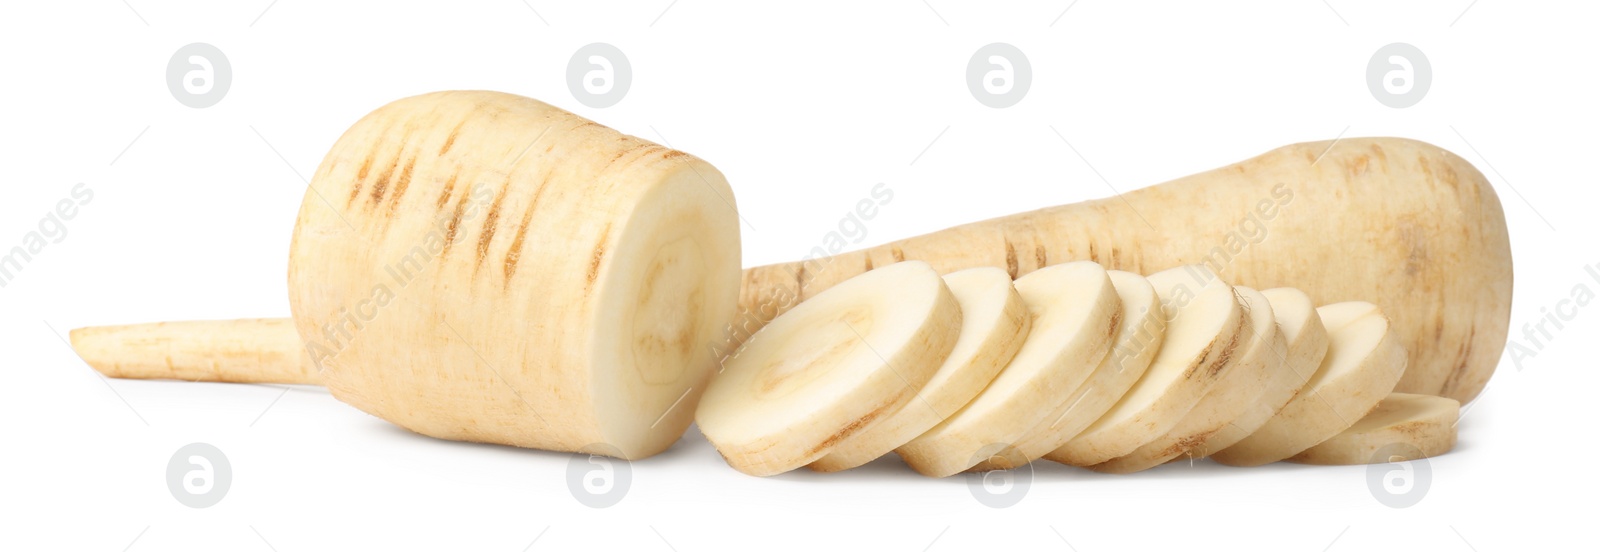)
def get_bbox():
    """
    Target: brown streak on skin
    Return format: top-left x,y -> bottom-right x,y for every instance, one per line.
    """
585,223 -> 611,288
661,150 -> 688,160
810,398 -> 896,456
438,118 -> 470,157
1003,239 -> 1018,279
1201,315 -> 1247,379
473,180 -> 512,274
864,254 -> 873,272
1440,327 -> 1475,396
1034,244 -> 1047,271
890,246 -> 905,263
387,157 -> 417,213
368,155 -> 398,206
435,171 -> 459,212
1088,242 -> 1099,263
794,263 -> 808,300
610,143 -> 655,163
503,173 -> 555,287
349,153 -> 376,206
441,186 -> 472,259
